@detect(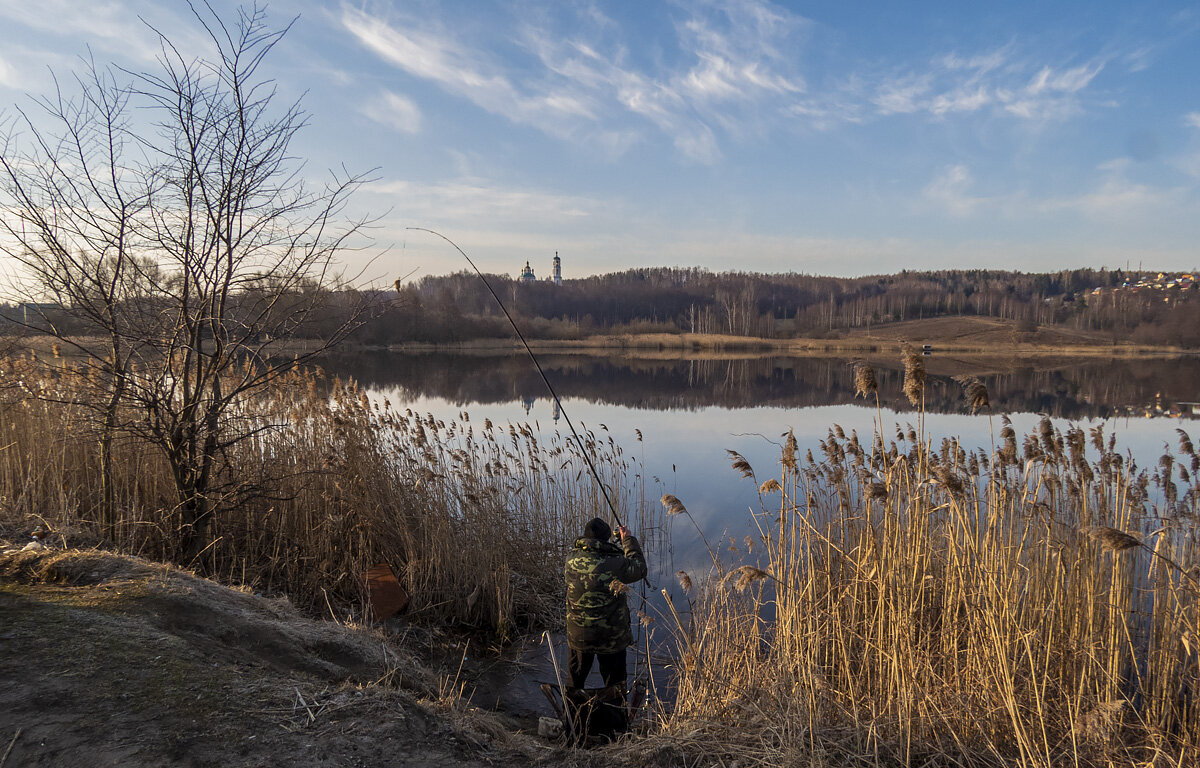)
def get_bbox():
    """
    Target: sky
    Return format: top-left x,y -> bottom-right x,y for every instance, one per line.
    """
1,0 -> 1199,284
